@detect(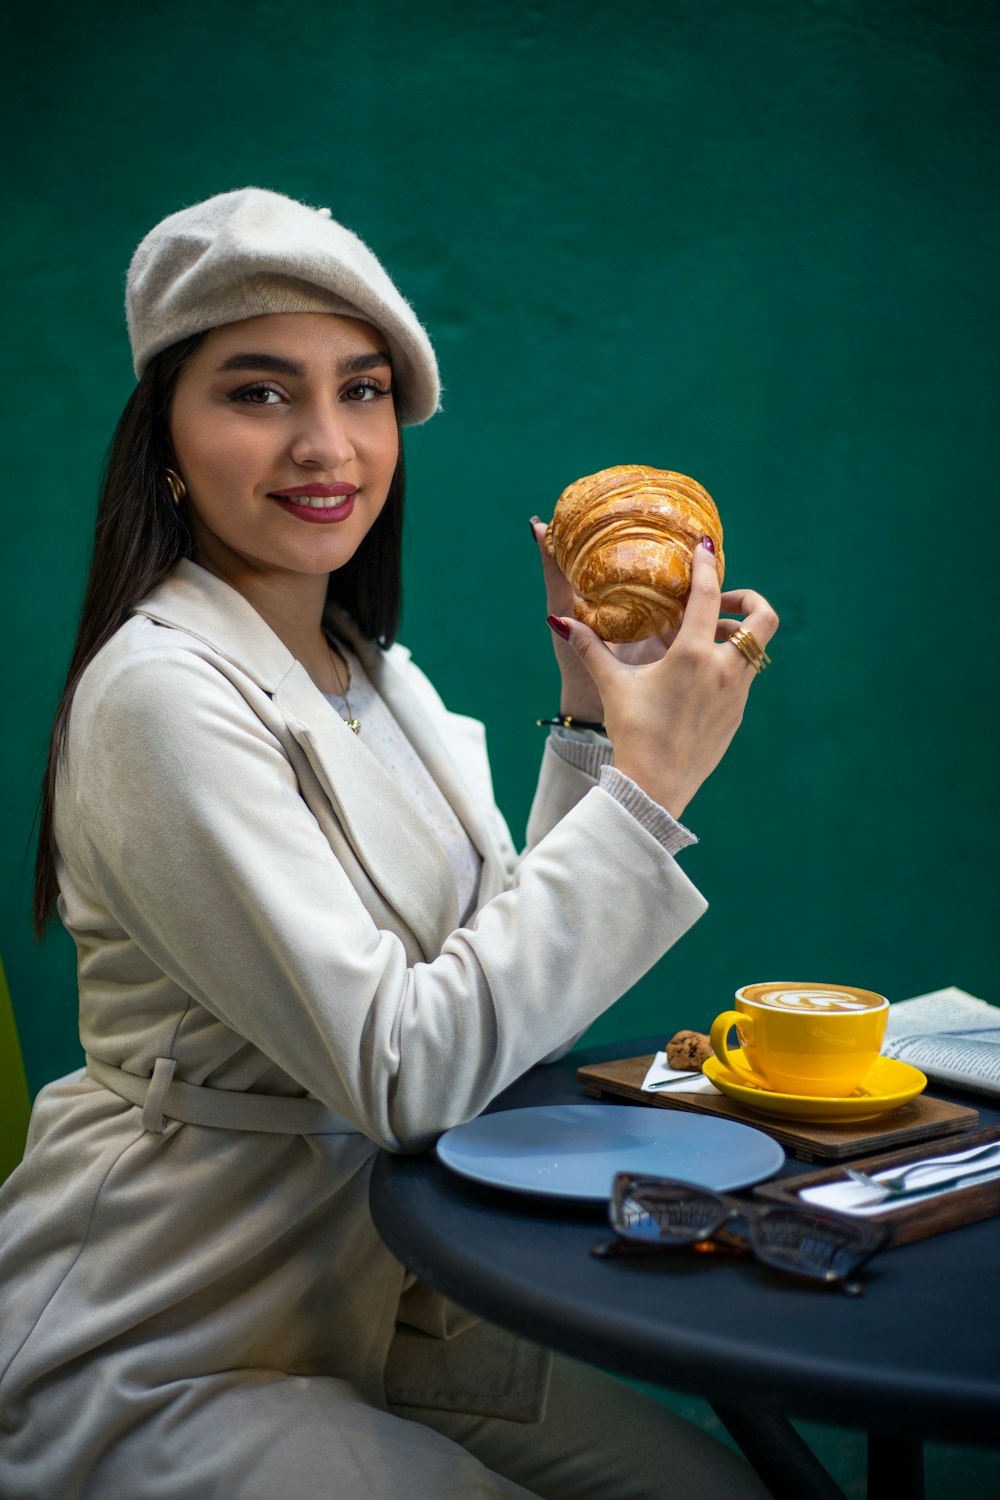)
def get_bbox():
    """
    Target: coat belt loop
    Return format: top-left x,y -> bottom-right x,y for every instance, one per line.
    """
142,1056 -> 177,1133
